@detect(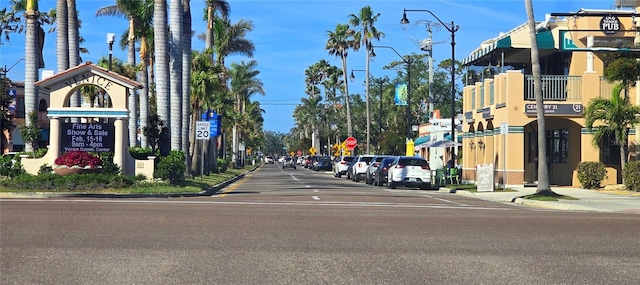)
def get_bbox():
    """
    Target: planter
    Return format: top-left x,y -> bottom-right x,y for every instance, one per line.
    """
54,167 -> 102,176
